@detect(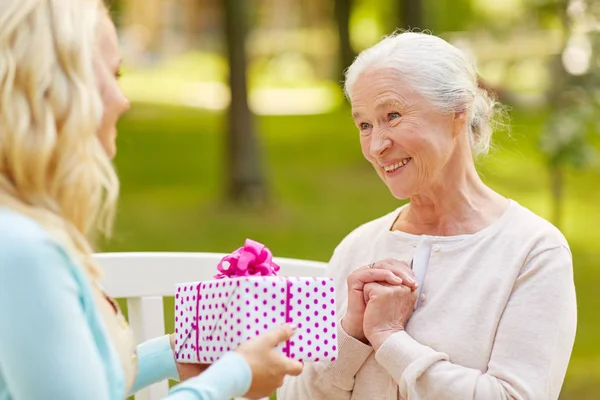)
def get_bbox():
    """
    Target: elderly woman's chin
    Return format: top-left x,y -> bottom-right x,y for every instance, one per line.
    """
386,182 -> 413,200
375,167 -> 414,199
377,178 -> 413,200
